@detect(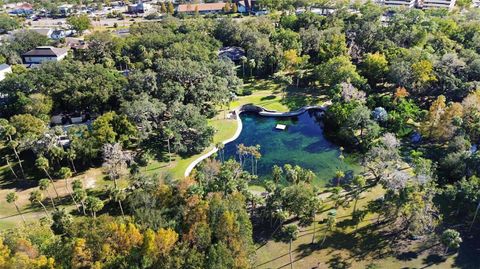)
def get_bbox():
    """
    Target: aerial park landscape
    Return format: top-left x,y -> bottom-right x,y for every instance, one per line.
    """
0,0 -> 480,268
